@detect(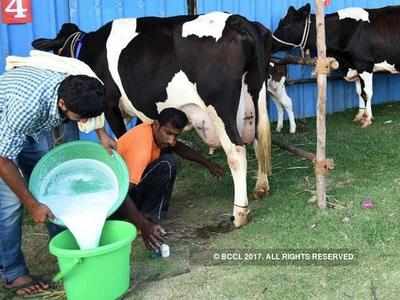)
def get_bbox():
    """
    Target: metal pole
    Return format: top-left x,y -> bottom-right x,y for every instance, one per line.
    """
187,0 -> 197,15
315,0 -> 327,209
